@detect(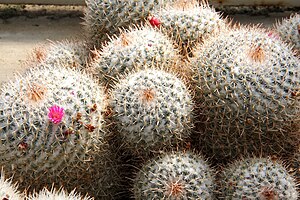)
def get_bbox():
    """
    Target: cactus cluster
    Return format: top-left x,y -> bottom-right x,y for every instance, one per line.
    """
219,157 -> 298,199
110,68 -> 194,157
191,26 -> 300,162
1,0 -> 300,199
133,151 -> 215,199
90,25 -> 178,85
